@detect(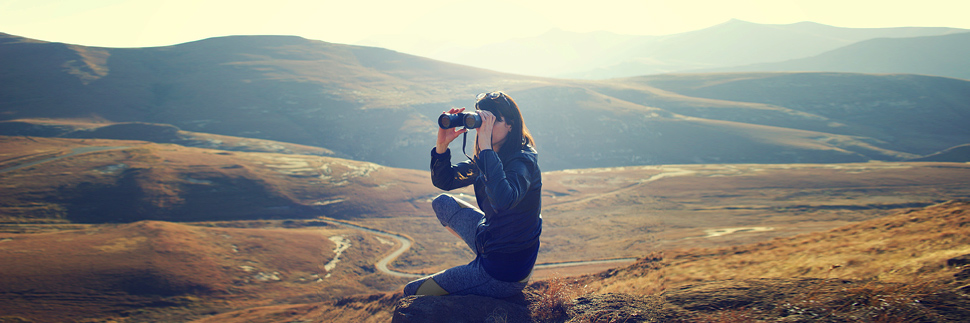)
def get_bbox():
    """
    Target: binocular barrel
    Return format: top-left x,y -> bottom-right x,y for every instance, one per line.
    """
438,112 -> 482,129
